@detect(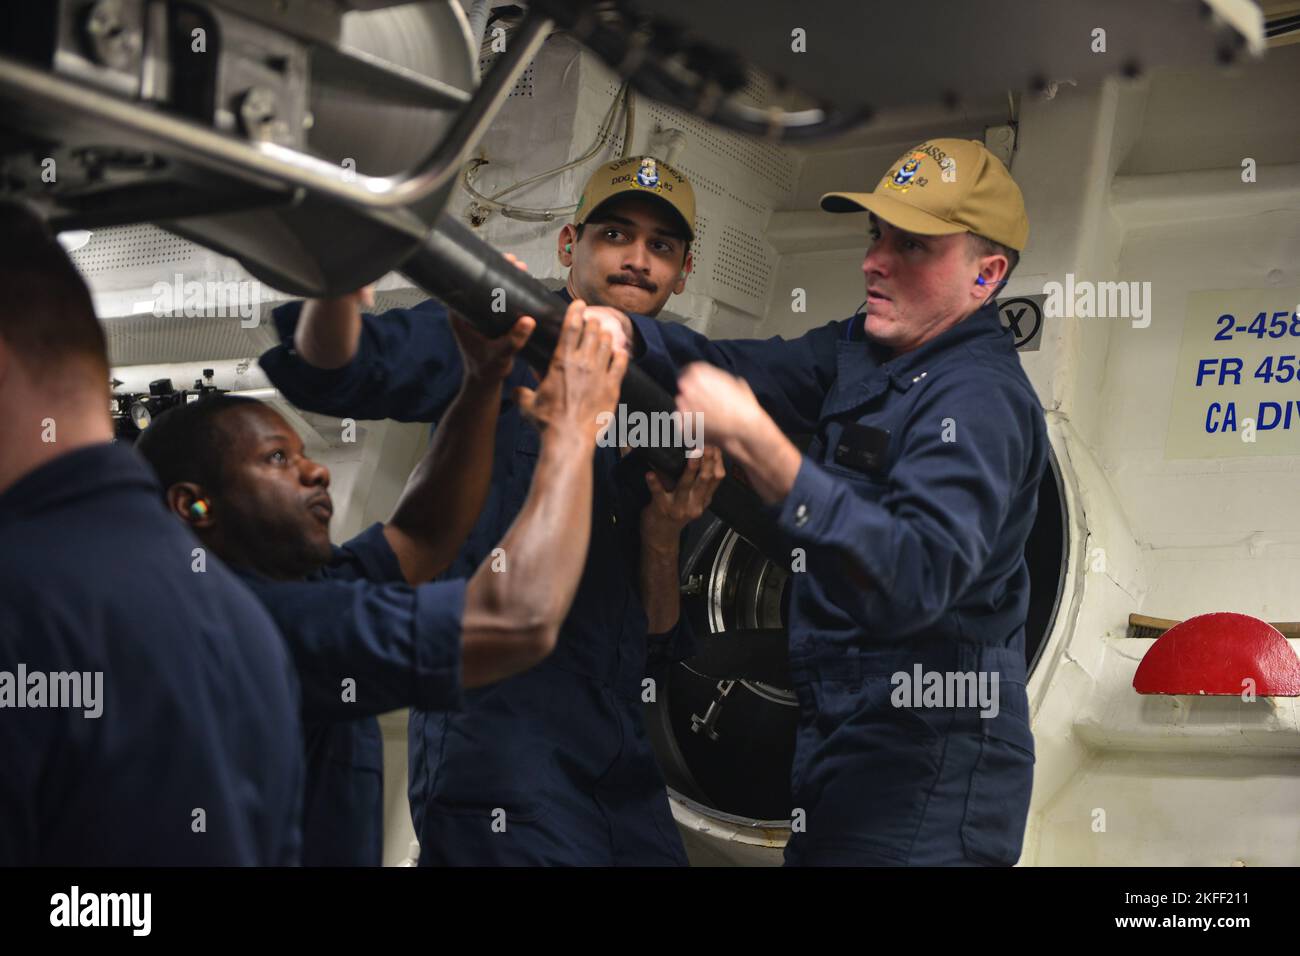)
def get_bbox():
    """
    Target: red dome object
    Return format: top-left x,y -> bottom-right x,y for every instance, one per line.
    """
1133,612 -> 1300,696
